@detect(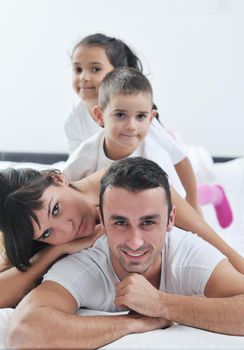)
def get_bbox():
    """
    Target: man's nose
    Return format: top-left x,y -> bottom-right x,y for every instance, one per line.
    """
127,228 -> 144,250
